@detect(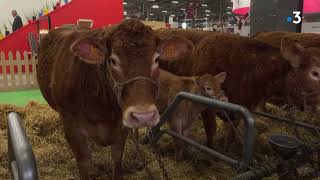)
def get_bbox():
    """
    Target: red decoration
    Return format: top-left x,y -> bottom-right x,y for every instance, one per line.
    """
0,0 -> 123,74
